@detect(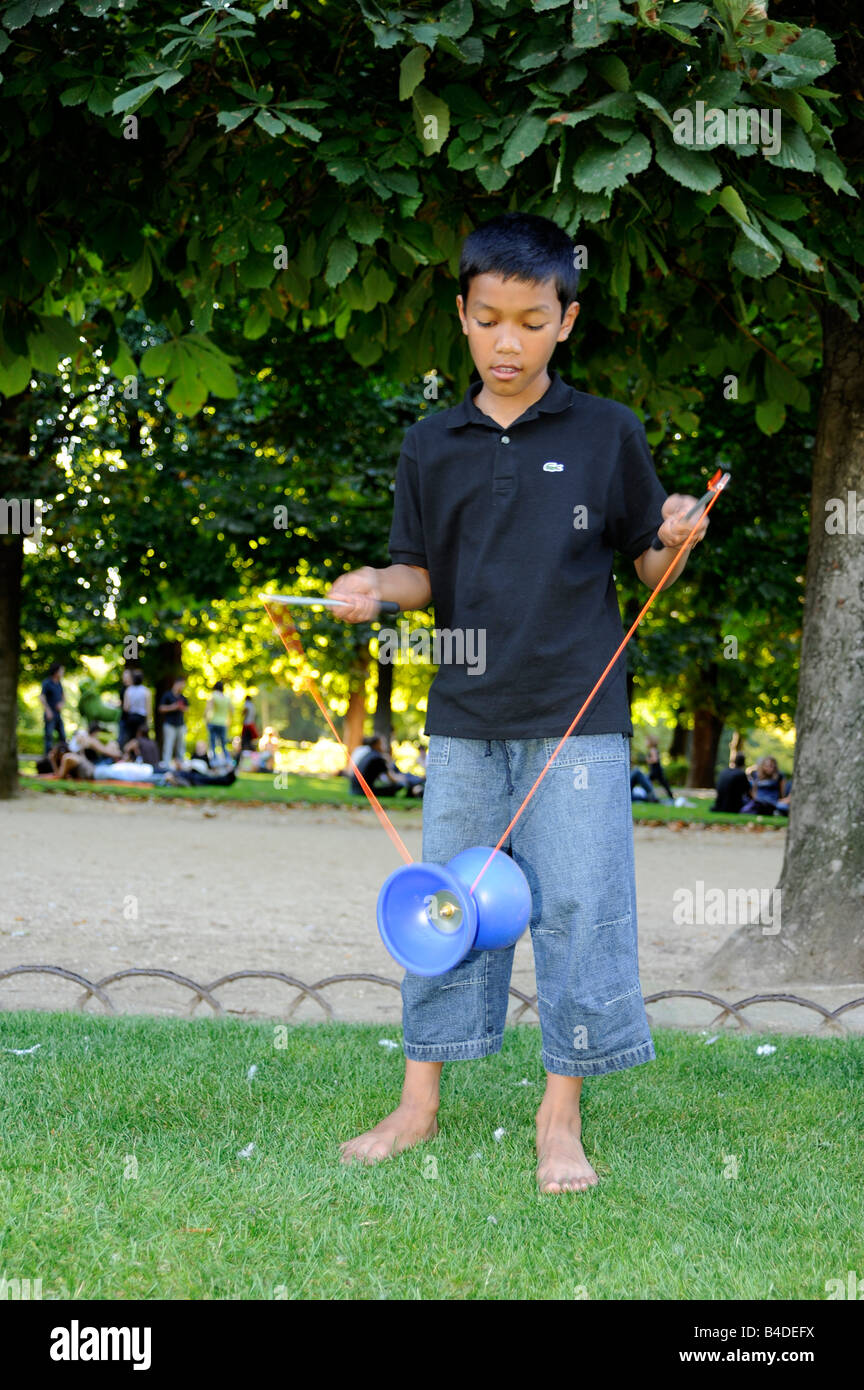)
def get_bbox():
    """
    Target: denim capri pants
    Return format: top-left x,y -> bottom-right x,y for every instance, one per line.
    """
401,732 -> 656,1077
